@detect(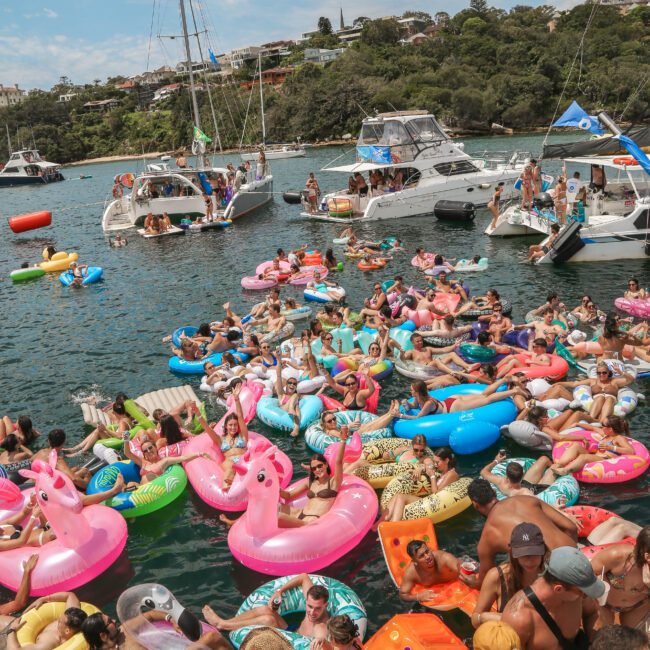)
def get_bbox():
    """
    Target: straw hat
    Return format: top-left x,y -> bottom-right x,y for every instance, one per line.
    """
239,626 -> 293,650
